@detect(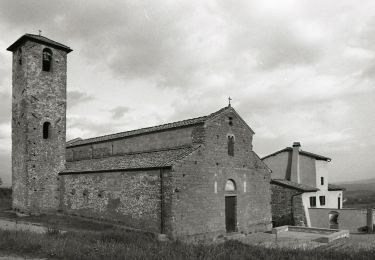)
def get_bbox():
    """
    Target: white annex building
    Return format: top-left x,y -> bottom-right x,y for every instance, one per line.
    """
262,142 -> 344,227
